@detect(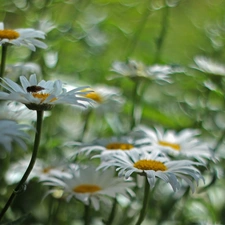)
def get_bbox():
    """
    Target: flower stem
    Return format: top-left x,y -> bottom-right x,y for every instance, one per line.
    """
154,2 -> 170,63
104,197 -> 117,225
130,80 -> 139,130
124,0 -> 152,59
0,110 -> 44,222
80,109 -> 92,141
84,204 -> 91,225
135,175 -> 150,225
0,44 -> 8,80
